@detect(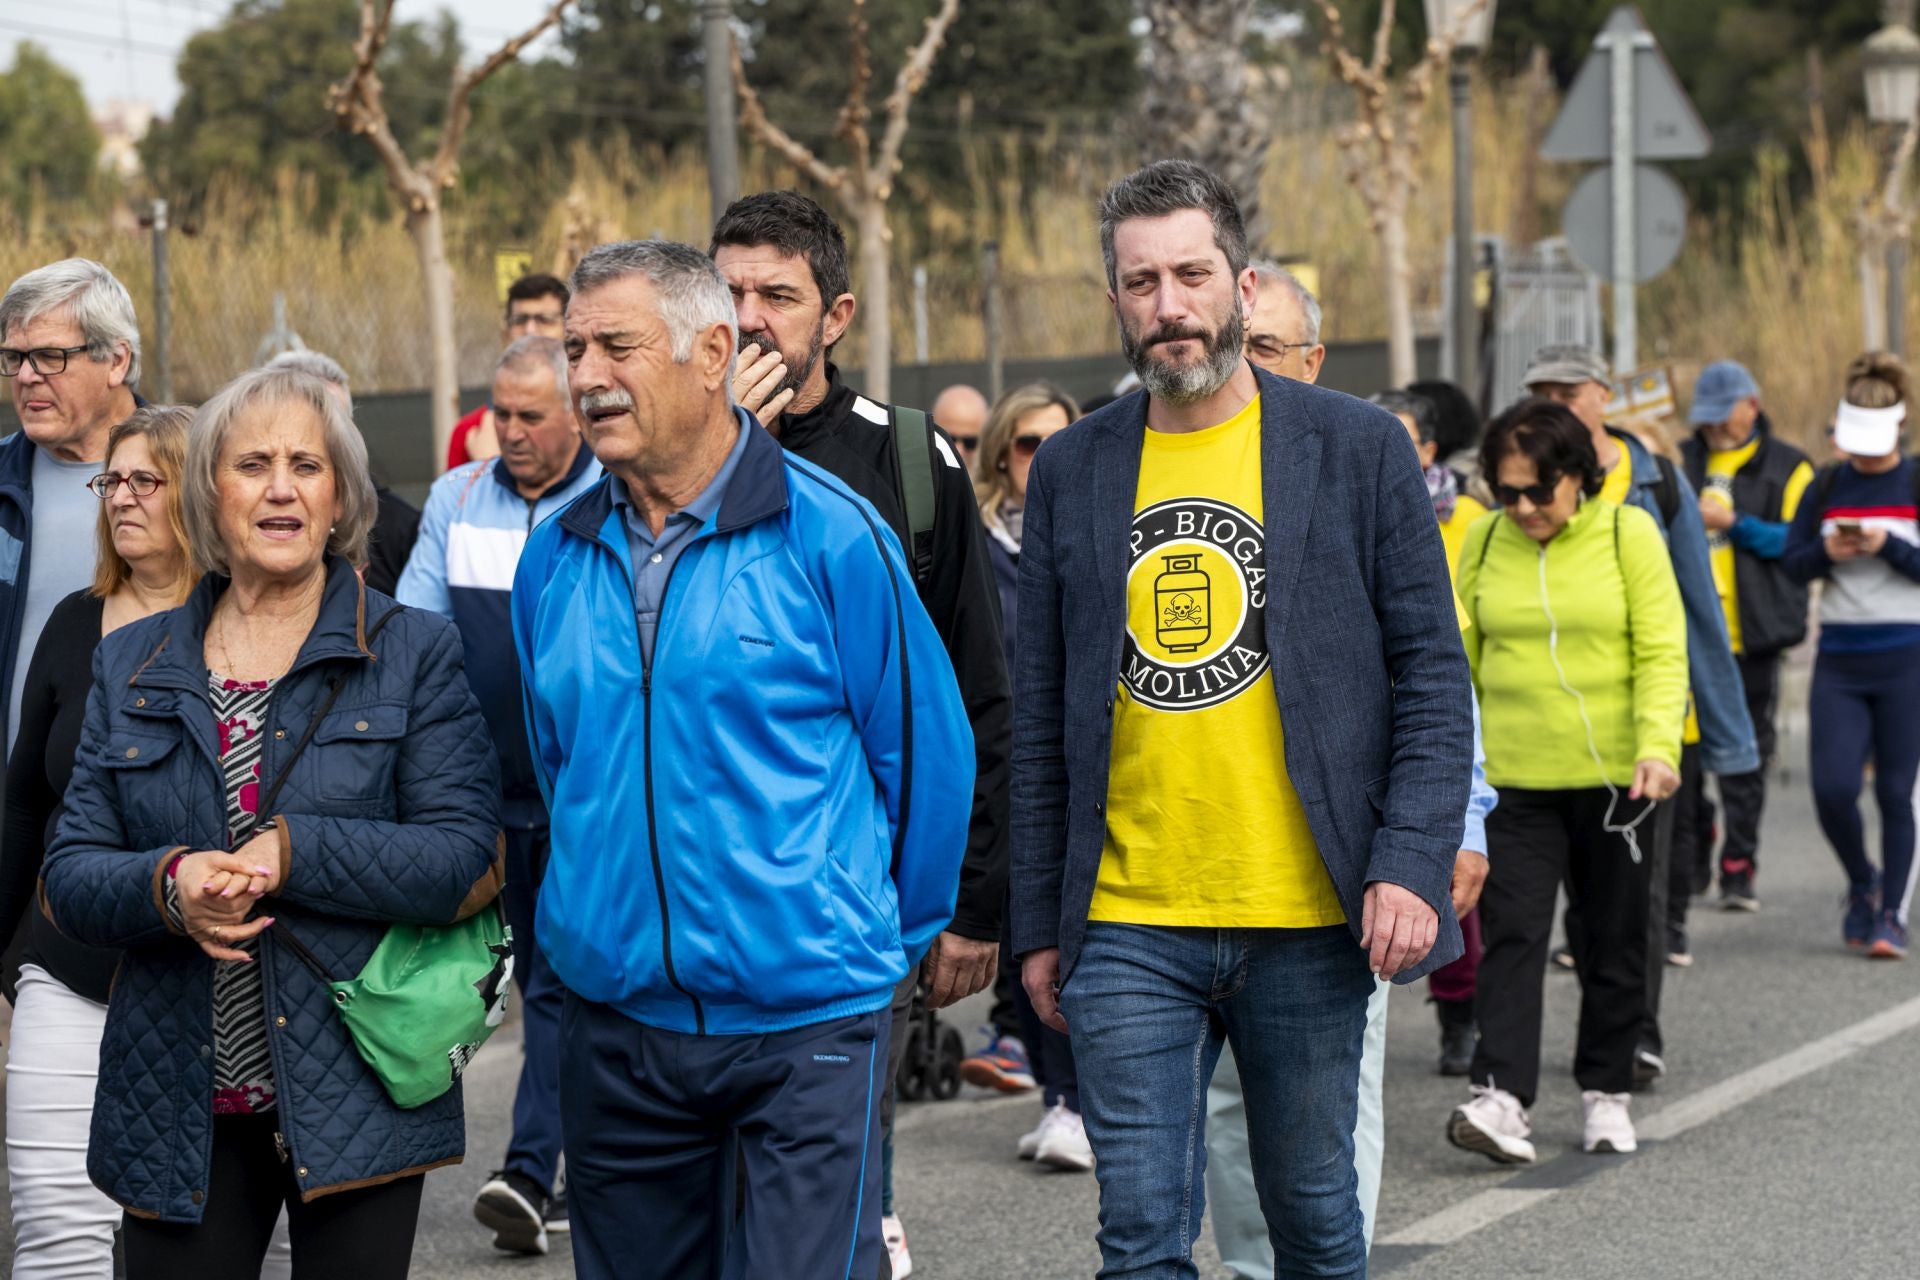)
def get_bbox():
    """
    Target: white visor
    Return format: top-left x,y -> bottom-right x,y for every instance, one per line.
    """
1833,399 -> 1905,457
